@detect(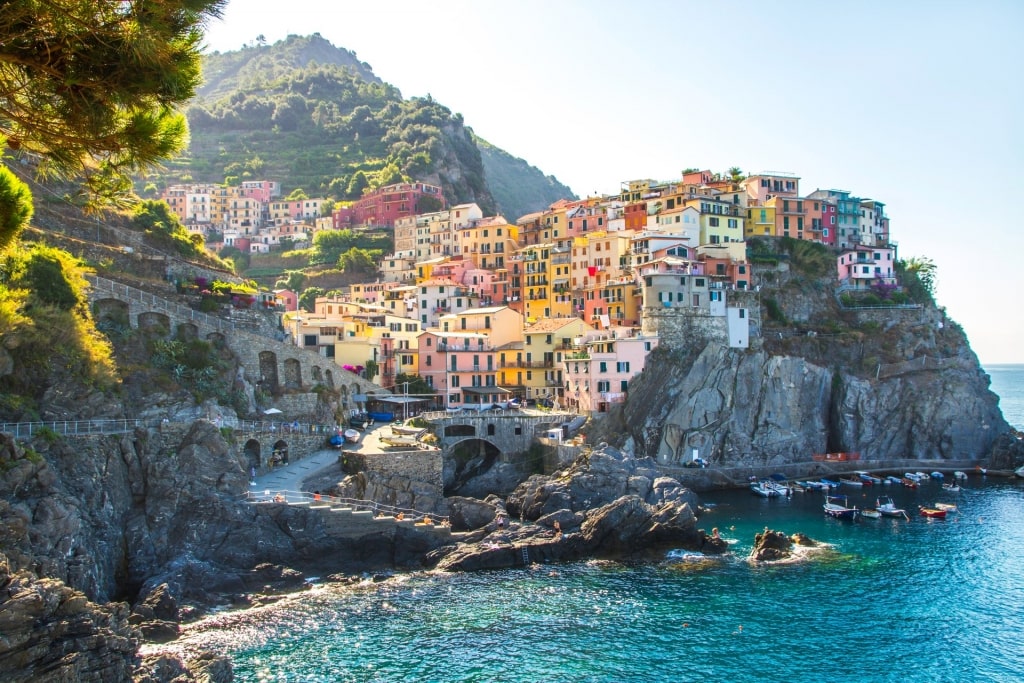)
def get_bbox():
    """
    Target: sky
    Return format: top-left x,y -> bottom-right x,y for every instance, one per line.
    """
202,0 -> 1024,364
